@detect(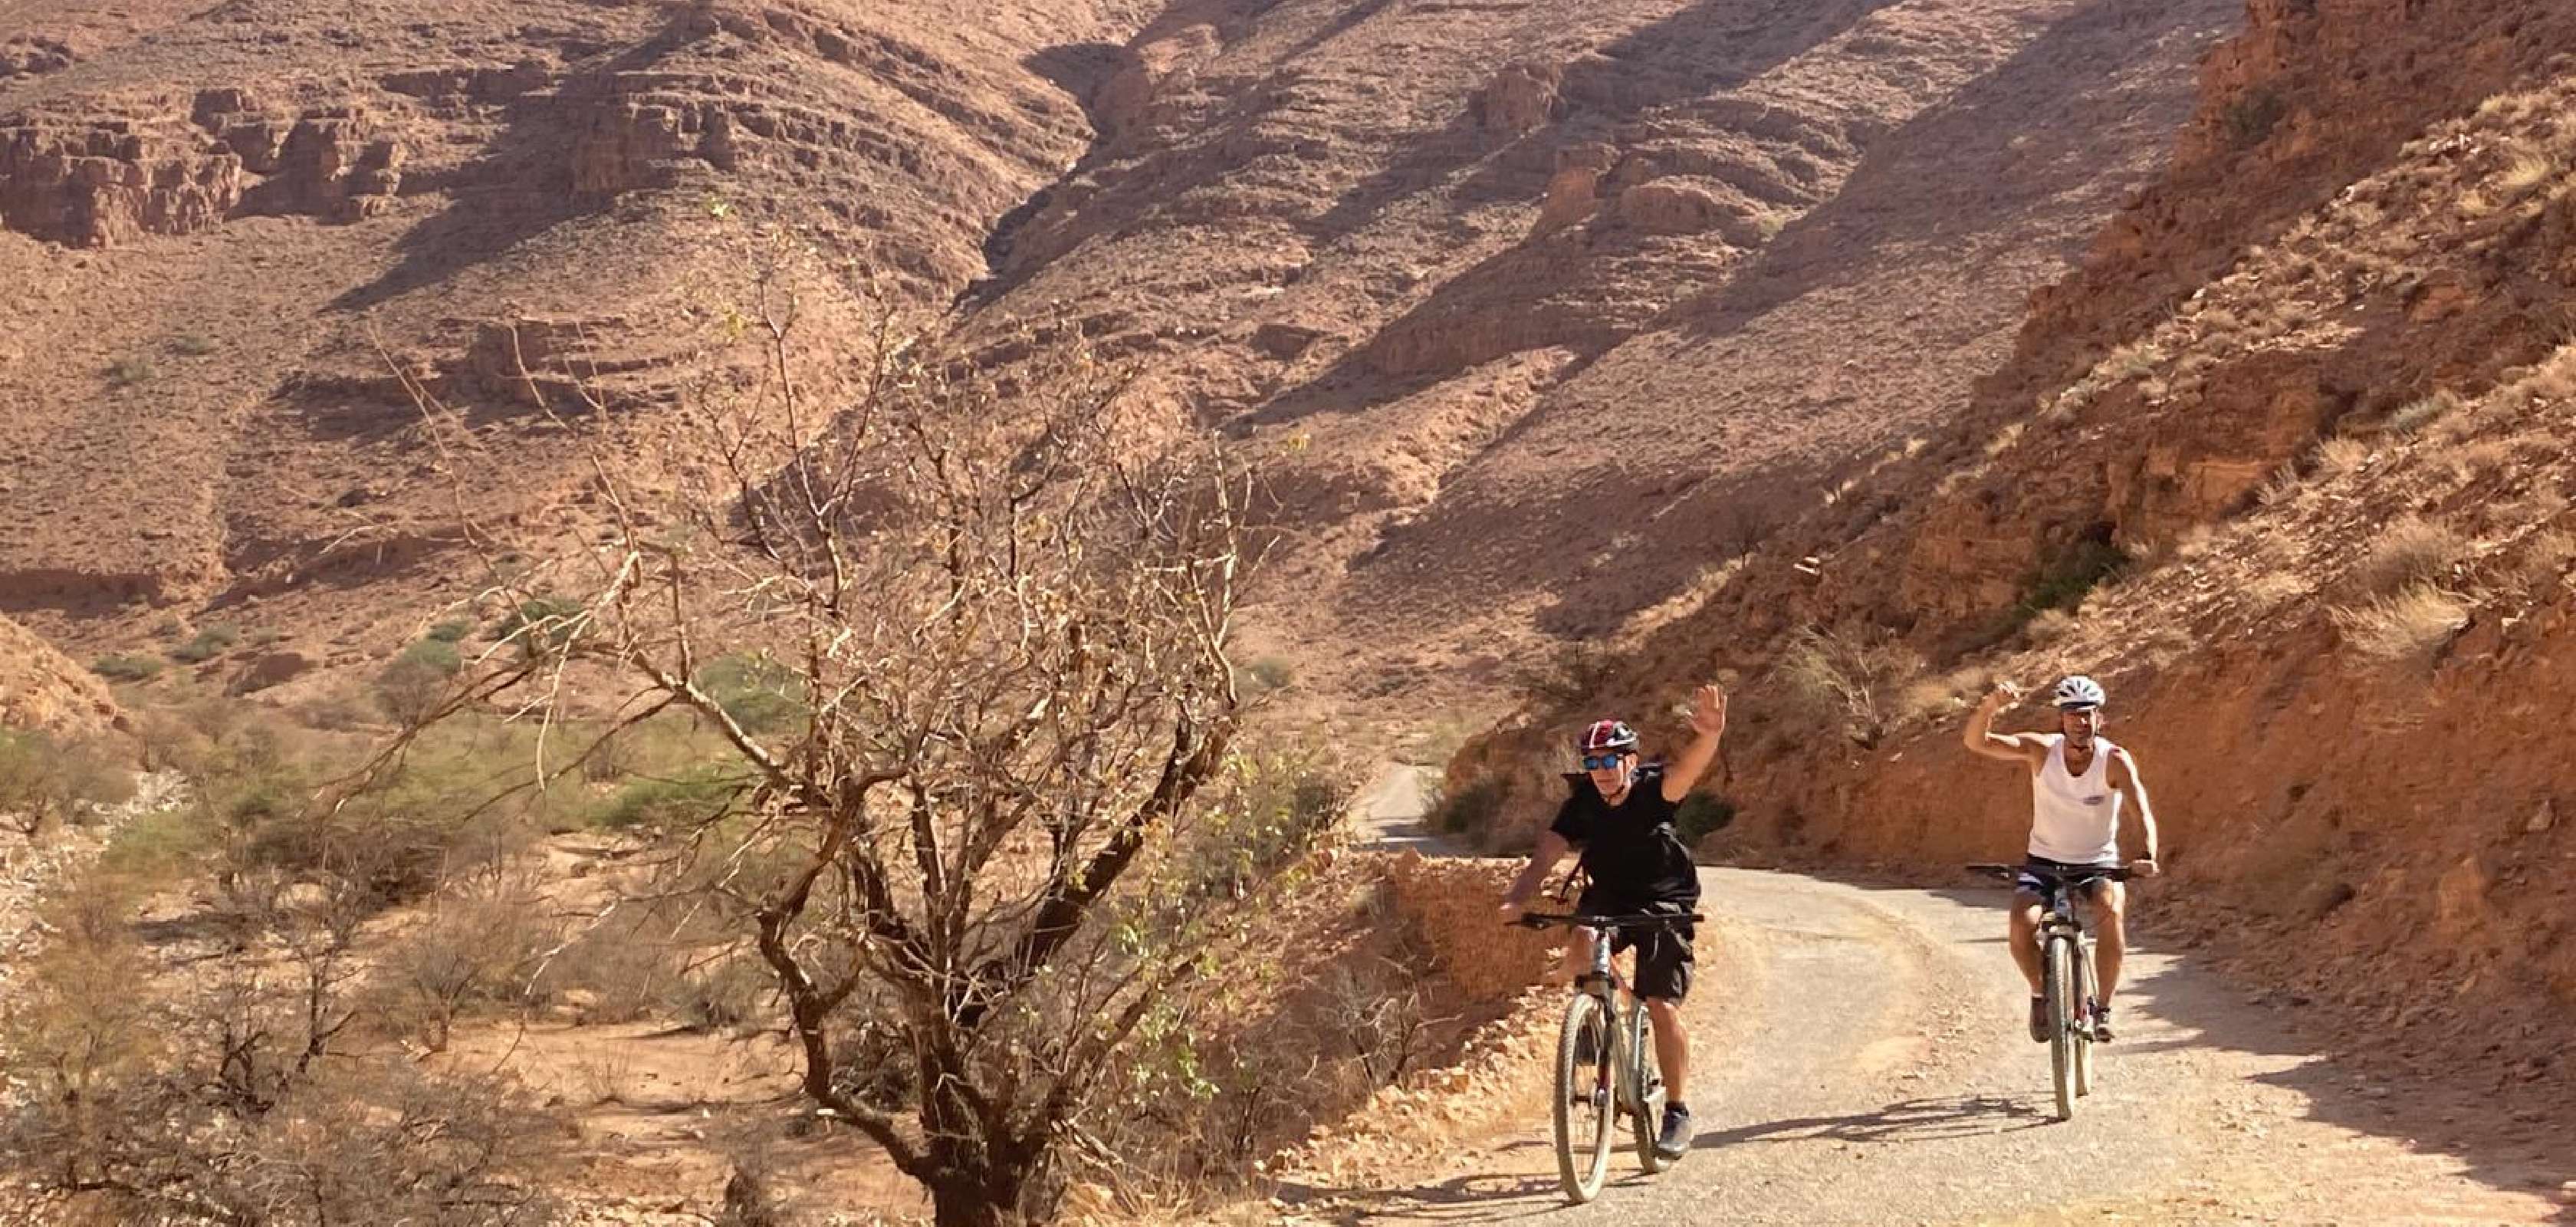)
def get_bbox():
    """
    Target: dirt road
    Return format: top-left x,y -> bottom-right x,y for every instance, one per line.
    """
1308,783 -> 2571,1225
